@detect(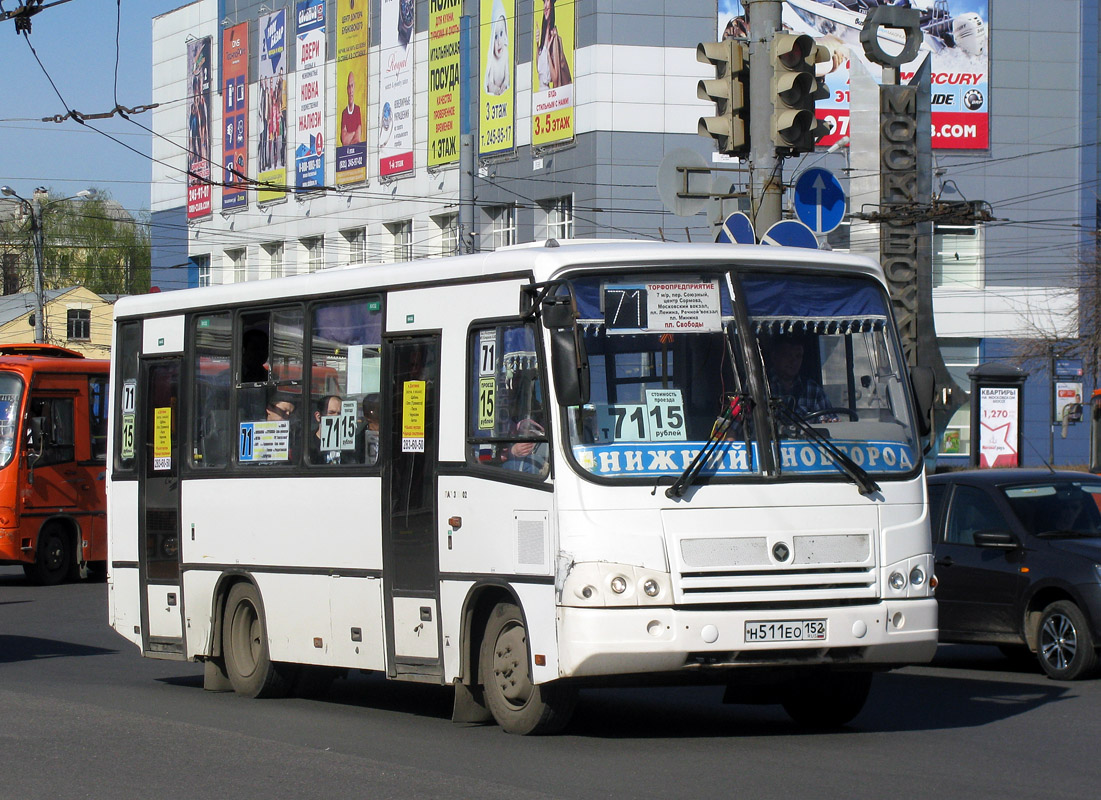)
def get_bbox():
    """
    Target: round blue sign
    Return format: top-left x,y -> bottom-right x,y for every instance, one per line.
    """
761,219 -> 819,249
793,167 -> 846,235
716,211 -> 755,244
